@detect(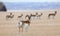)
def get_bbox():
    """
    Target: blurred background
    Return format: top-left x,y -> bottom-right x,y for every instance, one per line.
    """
0,0 -> 60,10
